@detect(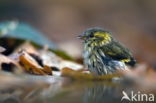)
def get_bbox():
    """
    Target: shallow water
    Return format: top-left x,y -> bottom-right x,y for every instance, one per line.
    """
0,75 -> 145,103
